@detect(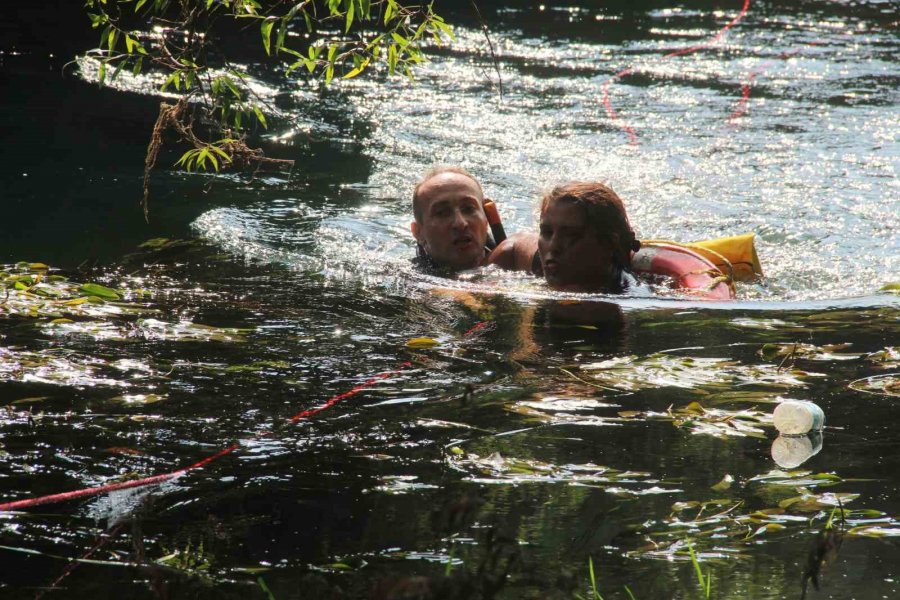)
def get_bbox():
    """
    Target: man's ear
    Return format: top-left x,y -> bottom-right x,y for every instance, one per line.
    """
410,221 -> 423,244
